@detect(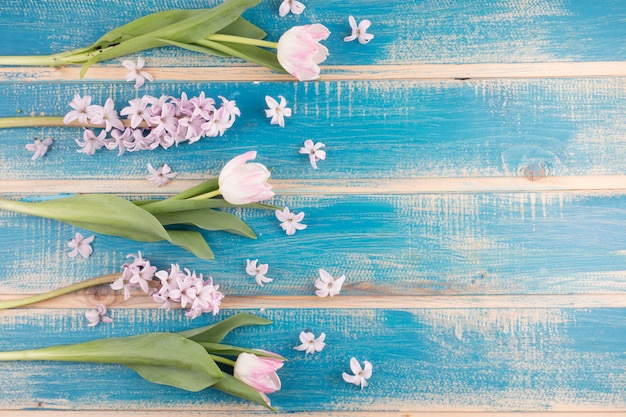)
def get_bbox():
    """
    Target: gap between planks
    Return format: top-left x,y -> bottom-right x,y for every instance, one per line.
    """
1,176 -> 626,195
2,292 -> 626,310
1,62 -> 626,82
